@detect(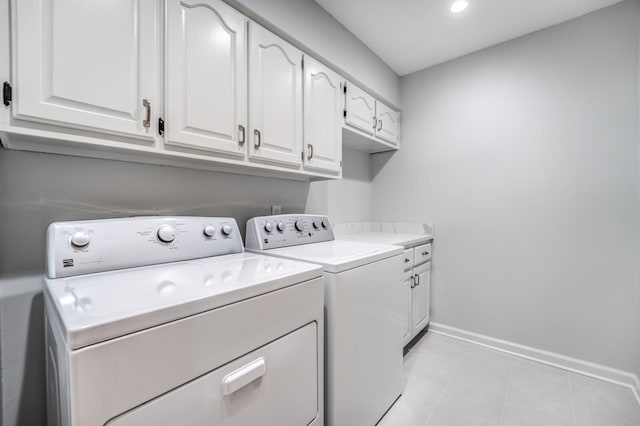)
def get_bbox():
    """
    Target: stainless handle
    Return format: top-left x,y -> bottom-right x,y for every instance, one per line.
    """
238,125 -> 245,145
410,275 -> 415,288
142,99 -> 151,128
307,144 -> 314,160
378,119 -> 382,131
254,129 -> 261,149
373,116 -> 377,129
415,274 -> 420,286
